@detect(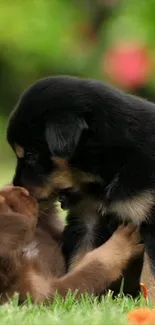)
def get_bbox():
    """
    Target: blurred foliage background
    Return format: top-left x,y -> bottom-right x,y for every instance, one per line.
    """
1,0 -> 155,185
